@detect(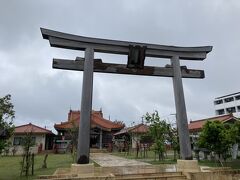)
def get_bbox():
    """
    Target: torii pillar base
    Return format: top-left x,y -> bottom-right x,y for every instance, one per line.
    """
71,163 -> 94,175
177,160 -> 200,179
